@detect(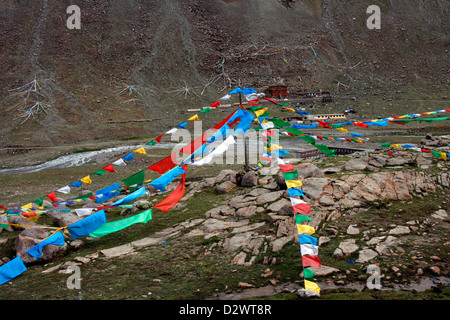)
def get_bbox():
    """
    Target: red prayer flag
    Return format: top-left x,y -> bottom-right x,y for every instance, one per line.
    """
302,255 -> 322,268
209,101 -> 220,108
102,164 -> 116,173
263,97 -> 278,105
148,153 -> 177,174
279,164 -> 295,173
153,166 -> 187,213
46,192 -> 57,202
21,211 -> 37,218
353,122 -> 369,128
293,203 -> 311,215
155,134 -> 164,143
247,99 -> 260,106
